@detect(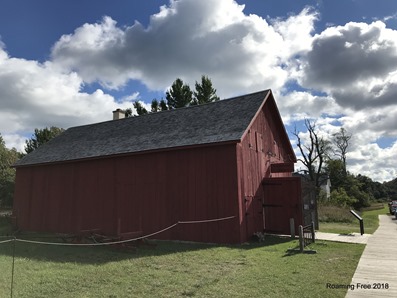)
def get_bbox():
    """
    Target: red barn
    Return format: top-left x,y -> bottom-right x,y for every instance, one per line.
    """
13,89 -> 302,243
